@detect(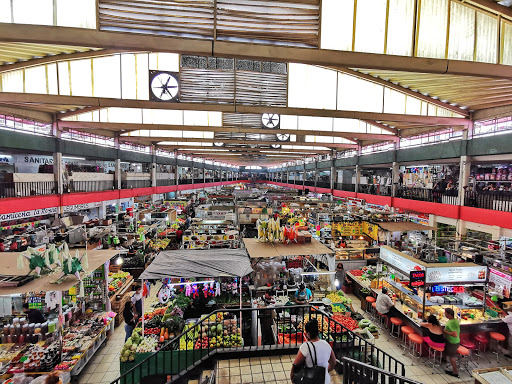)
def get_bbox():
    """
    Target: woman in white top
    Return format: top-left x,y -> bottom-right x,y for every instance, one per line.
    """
290,319 -> 336,384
